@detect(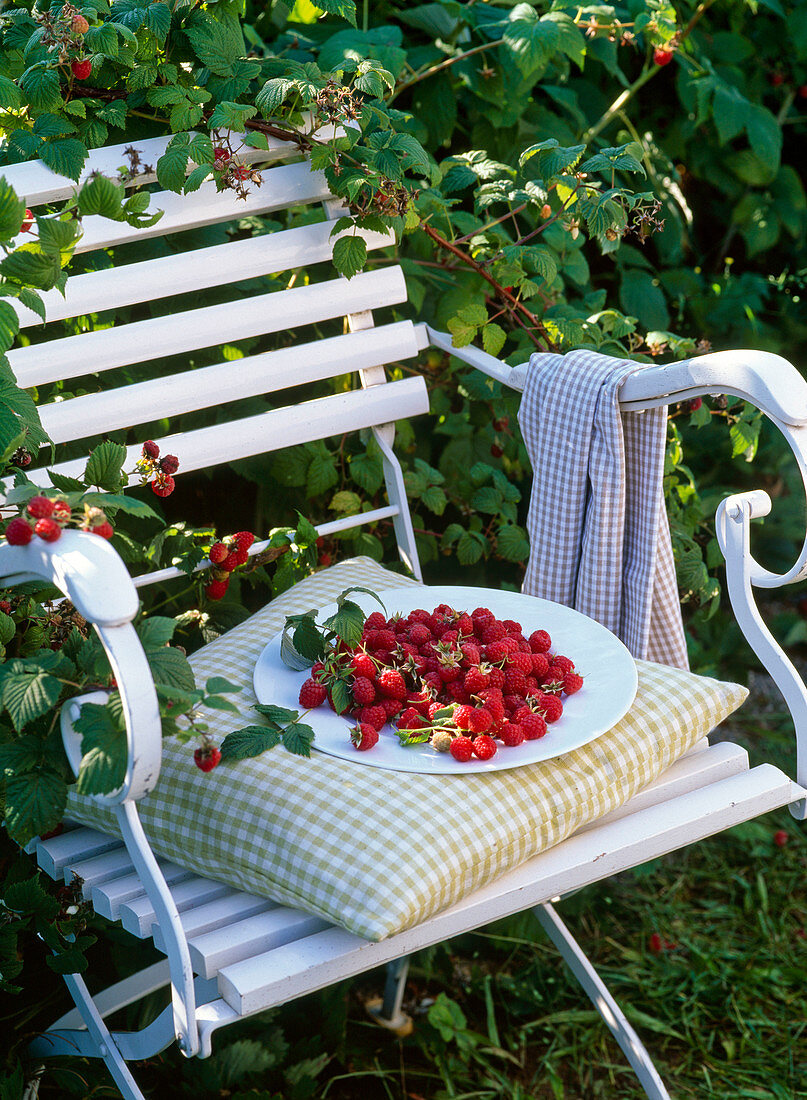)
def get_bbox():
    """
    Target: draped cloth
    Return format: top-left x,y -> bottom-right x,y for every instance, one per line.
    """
517,349 -> 689,670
